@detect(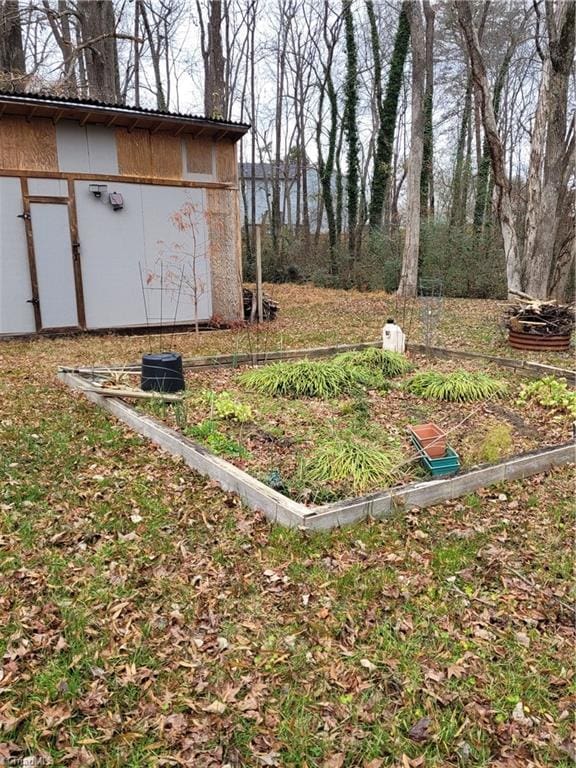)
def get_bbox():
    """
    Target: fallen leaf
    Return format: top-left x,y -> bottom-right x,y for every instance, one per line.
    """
511,701 -> 532,726
559,737 -> 576,762
408,716 -> 431,742
323,753 -> 345,768
202,700 -> 227,714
